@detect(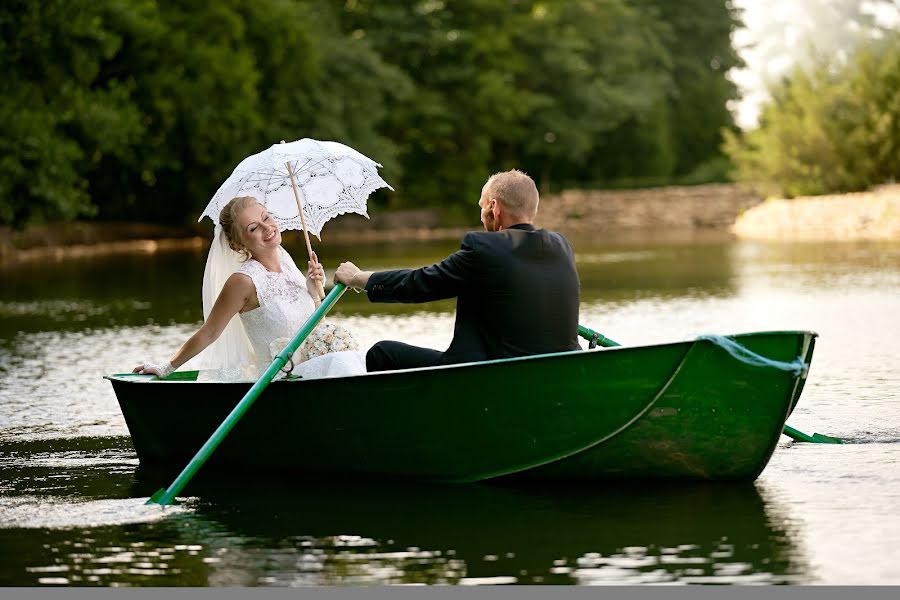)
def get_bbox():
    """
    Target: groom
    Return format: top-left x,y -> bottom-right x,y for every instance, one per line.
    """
334,169 -> 580,372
